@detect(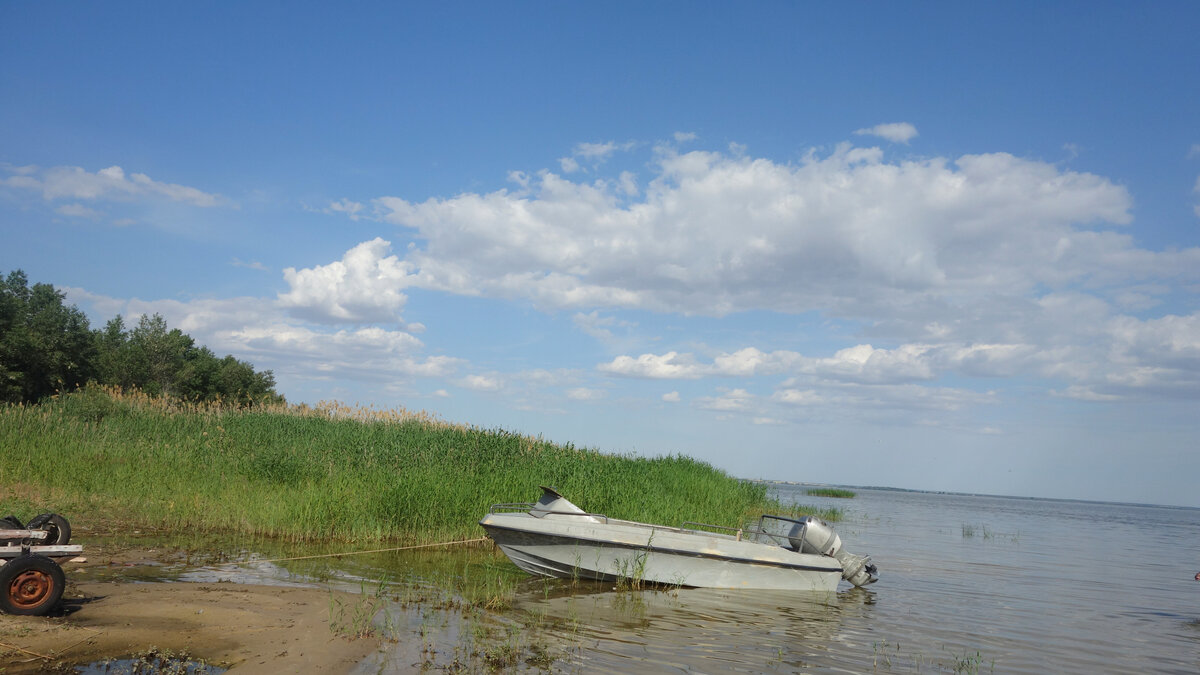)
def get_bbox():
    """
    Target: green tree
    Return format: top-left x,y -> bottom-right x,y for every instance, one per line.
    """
0,270 -> 95,403
127,313 -> 194,397
4,270 -> 283,406
92,315 -> 137,390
